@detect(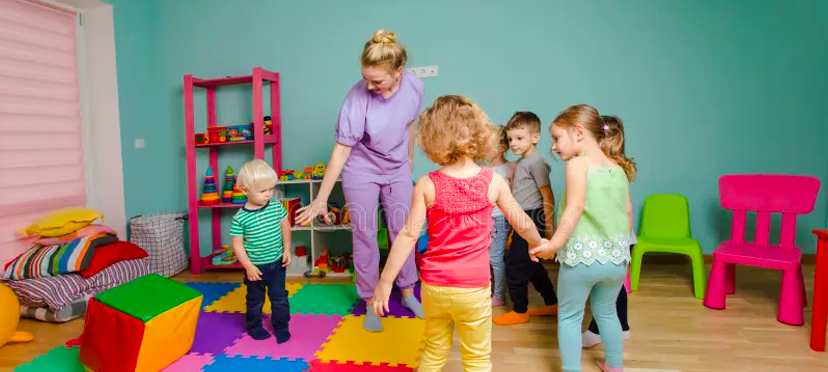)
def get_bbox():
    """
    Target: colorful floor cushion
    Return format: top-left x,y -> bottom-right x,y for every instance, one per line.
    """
79,240 -> 148,278
1,258 -> 149,311
3,233 -> 117,280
